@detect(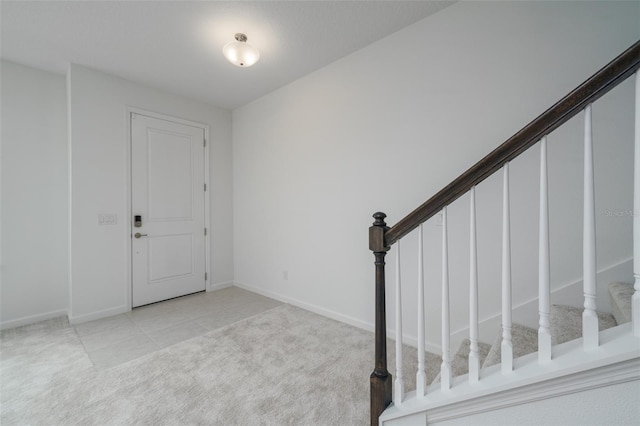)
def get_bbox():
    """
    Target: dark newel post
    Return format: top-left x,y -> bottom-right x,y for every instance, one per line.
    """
369,212 -> 392,426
